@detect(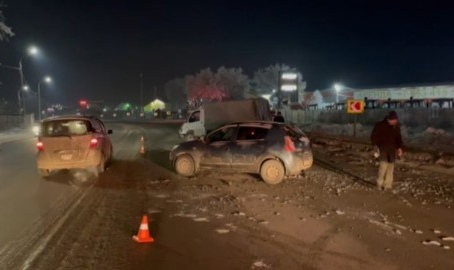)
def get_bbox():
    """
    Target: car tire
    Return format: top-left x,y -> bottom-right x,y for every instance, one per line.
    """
107,147 -> 113,166
174,154 -> 196,177
39,169 -> 51,179
260,159 -> 285,185
95,154 -> 106,177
